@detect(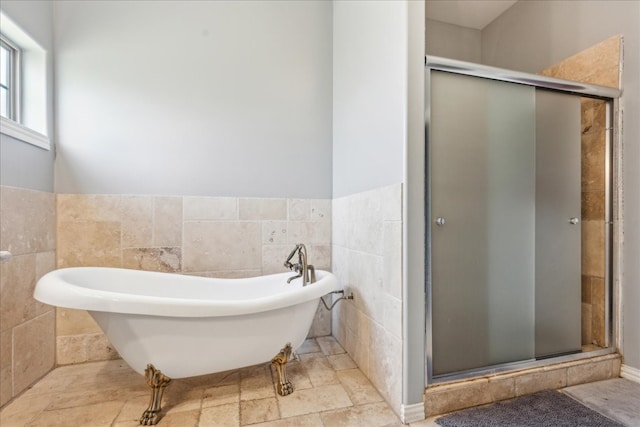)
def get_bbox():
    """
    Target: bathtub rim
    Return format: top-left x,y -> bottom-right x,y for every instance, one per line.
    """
34,267 -> 340,318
